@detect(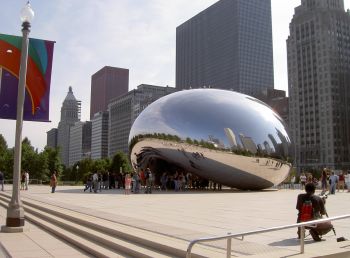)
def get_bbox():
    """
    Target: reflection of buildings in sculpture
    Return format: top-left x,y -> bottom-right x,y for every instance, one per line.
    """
268,132 -> 289,158
208,135 -> 225,149
257,144 -> 263,154
224,128 -> 238,150
108,84 -> 176,155
69,121 -> 92,167
263,140 -> 273,154
129,89 -> 293,190
268,134 -> 278,151
239,134 -> 257,154
276,128 -> 289,157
